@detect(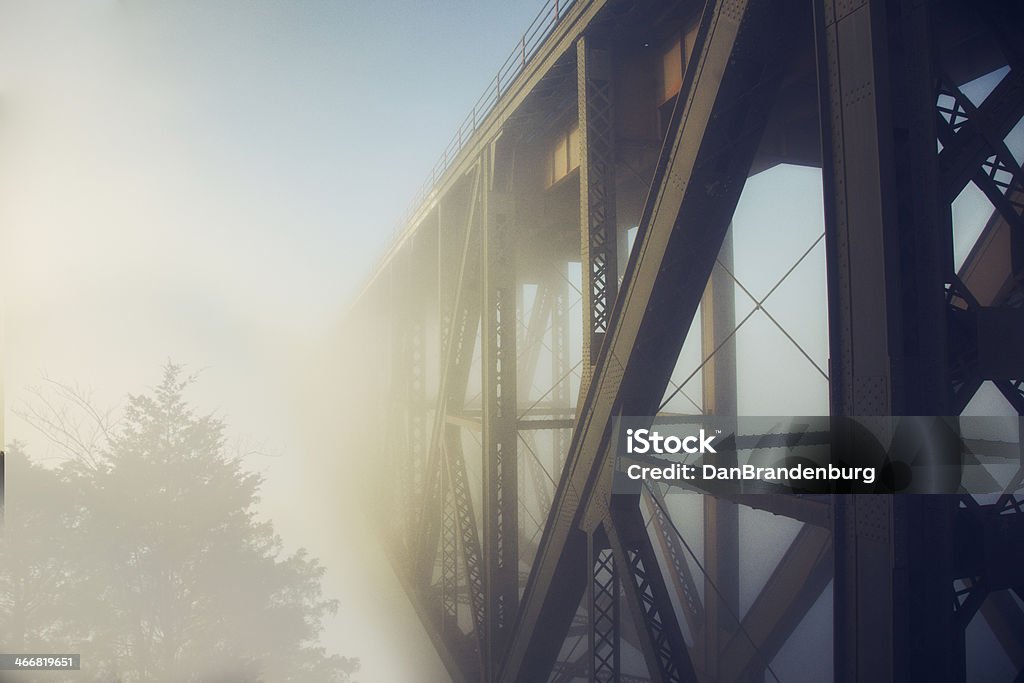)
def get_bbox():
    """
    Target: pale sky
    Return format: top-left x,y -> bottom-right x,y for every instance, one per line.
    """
1,2 -> 1020,681
0,2 -> 544,680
